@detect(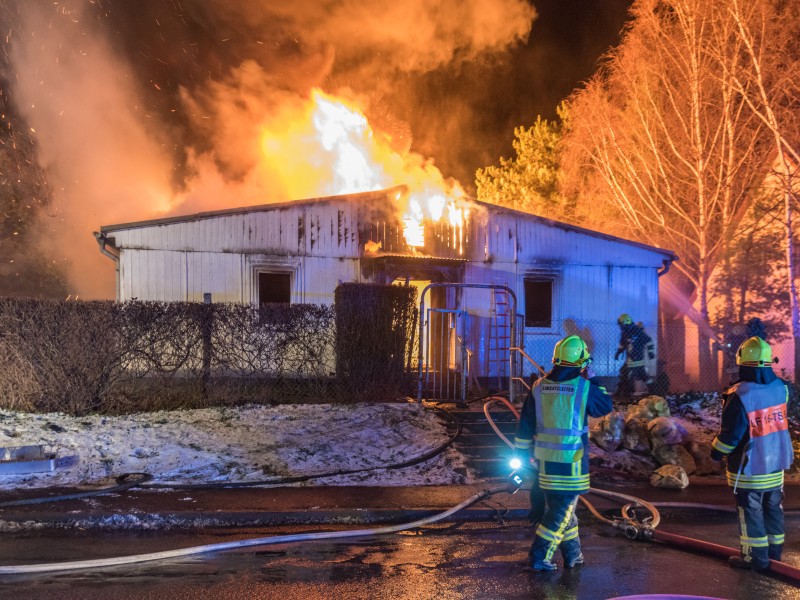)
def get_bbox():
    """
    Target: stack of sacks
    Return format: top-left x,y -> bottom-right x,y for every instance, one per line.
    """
589,395 -> 722,489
